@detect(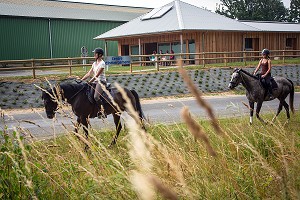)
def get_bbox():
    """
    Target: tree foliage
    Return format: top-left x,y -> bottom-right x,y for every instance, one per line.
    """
288,0 -> 300,22
216,0 -> 288,21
